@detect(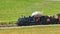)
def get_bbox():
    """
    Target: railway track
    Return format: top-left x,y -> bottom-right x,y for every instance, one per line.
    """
0,24 -> 17,27
0,24 -> 60,29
